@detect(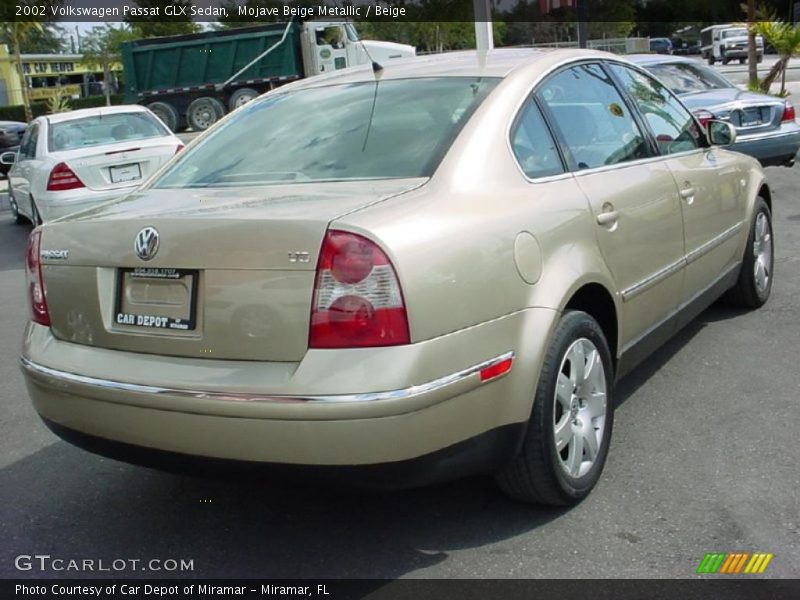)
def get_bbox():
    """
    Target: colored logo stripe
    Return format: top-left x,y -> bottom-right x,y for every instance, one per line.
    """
697,552 -> 773,574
